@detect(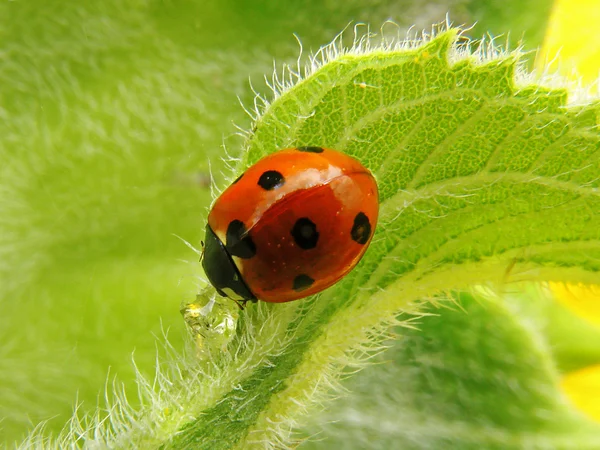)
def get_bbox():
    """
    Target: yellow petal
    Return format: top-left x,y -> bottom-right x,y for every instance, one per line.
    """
538,0 -> 600,84
549,283 -> 600,328
561,363 -> 600,423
